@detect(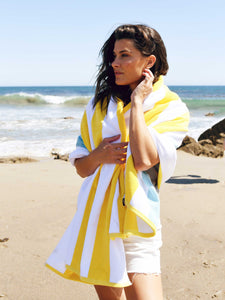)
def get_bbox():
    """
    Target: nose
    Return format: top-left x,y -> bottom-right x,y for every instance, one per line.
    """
111,56 -> 119,68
